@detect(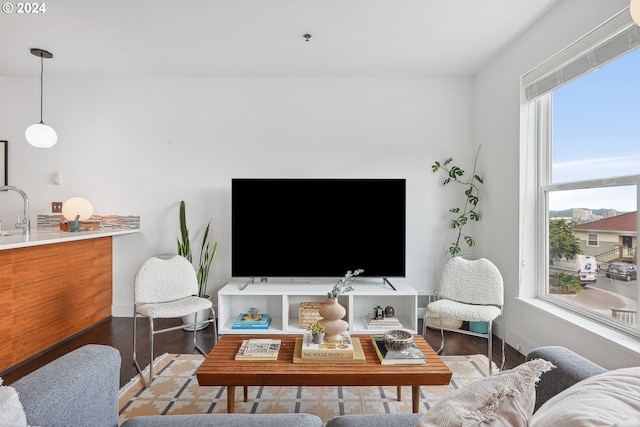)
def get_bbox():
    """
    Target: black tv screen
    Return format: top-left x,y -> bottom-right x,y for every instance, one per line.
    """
231,178 -> 406,278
